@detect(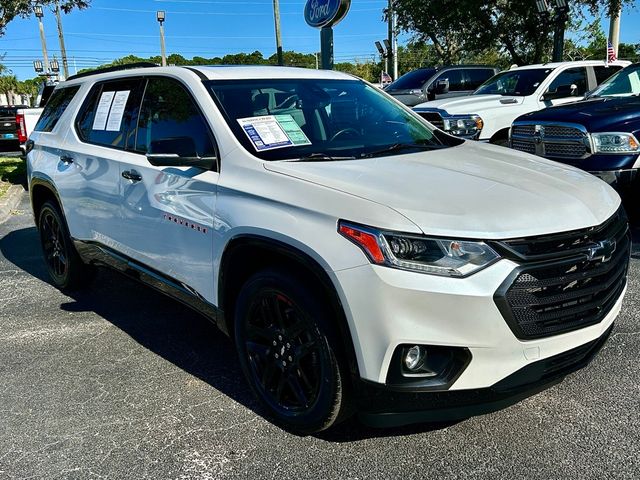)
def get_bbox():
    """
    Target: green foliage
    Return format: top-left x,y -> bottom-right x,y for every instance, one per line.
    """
0,74 -> 18,103
0,0 -> 90,36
